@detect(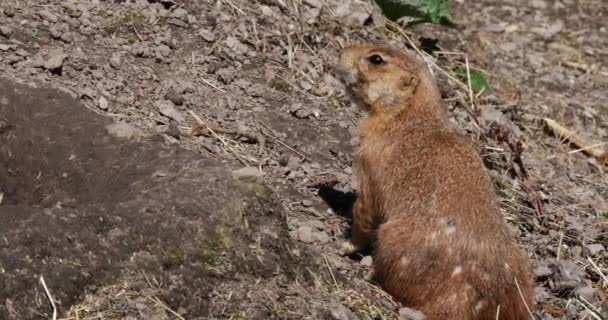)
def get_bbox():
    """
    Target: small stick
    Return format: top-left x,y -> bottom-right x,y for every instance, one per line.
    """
464,56 -> 476,110
556,232 -> 564,261
222,0 -> 245,15
188,111 -> 249,166
129,16 -> 144,42
495,305 -> 501,320
544,118 -> 607,164
258,121 -> 311,161
574,298 -> 603,320
147,296 -> 186,320
39,276 -> 57,320
587,256 -> 608,286
322,255 -> 339,289
514,277 -> 535,320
